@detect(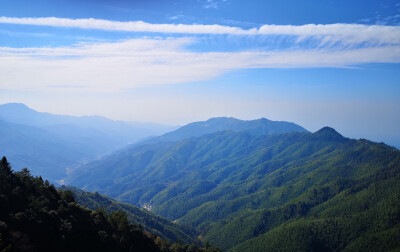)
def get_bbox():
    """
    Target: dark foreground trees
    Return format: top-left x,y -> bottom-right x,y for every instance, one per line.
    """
0,157 -> 220,252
